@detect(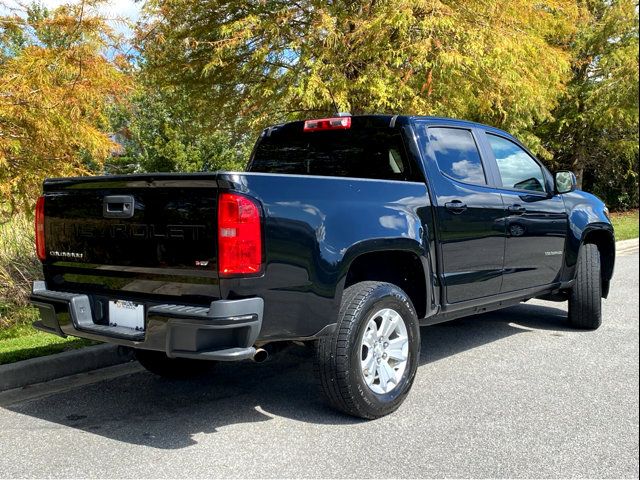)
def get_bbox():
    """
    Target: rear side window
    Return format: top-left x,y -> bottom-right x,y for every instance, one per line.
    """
486,134 -> 546,193
425,127 -> 486,185
249,128 -> 421,182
